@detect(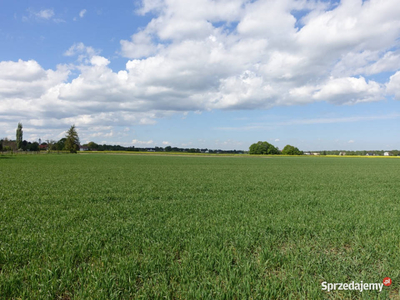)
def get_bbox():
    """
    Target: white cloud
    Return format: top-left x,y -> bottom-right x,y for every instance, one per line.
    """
118,0 -> 400,110
275,139 -> 280,142
79,9 -> 87,18
120,31 -> 160,59
64,42 -> 98,57
387,71 -> 400,100
313,77 -> 384,105
22,8 -> 62,22
34,9 -> 54,20
0,60 -> 69,108
132,139 -> 154,145
162,141 -> 169,145
348,140 -> 355,143
90,56 -> 110,67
